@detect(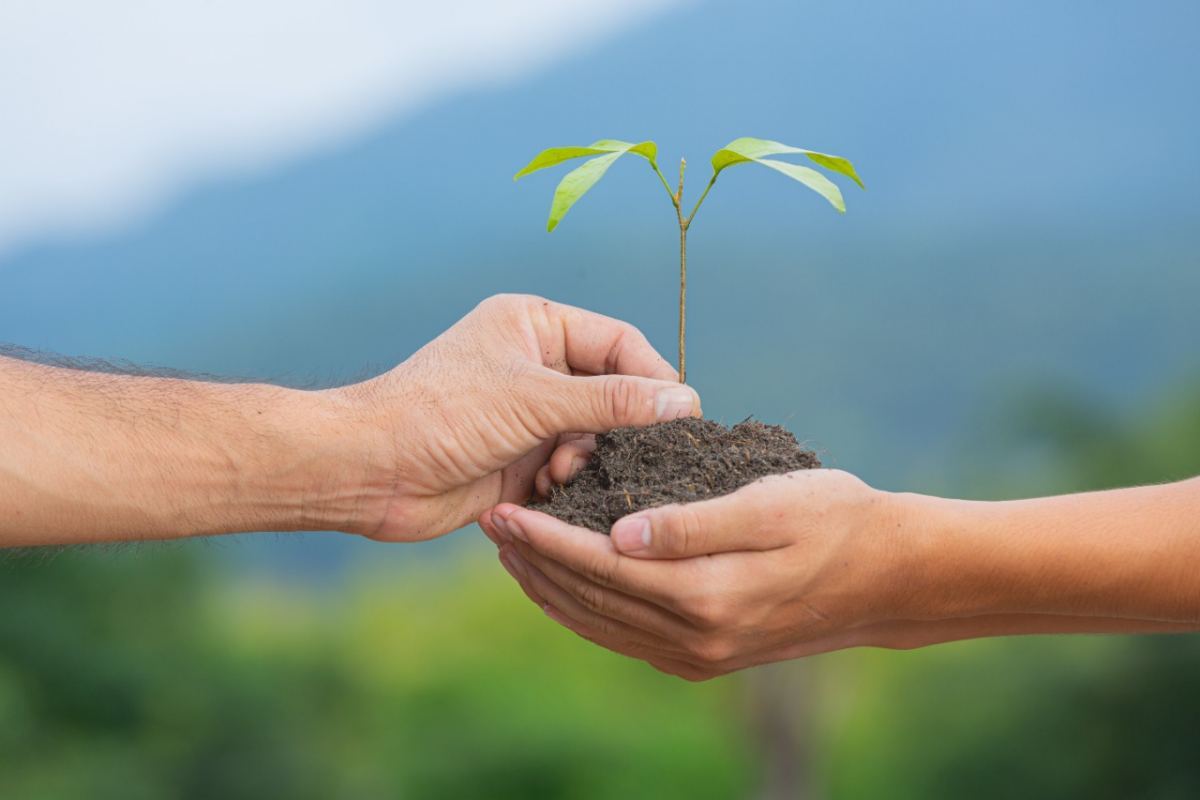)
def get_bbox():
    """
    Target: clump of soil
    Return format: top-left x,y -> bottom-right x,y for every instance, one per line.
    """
532,417 -> 820,533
